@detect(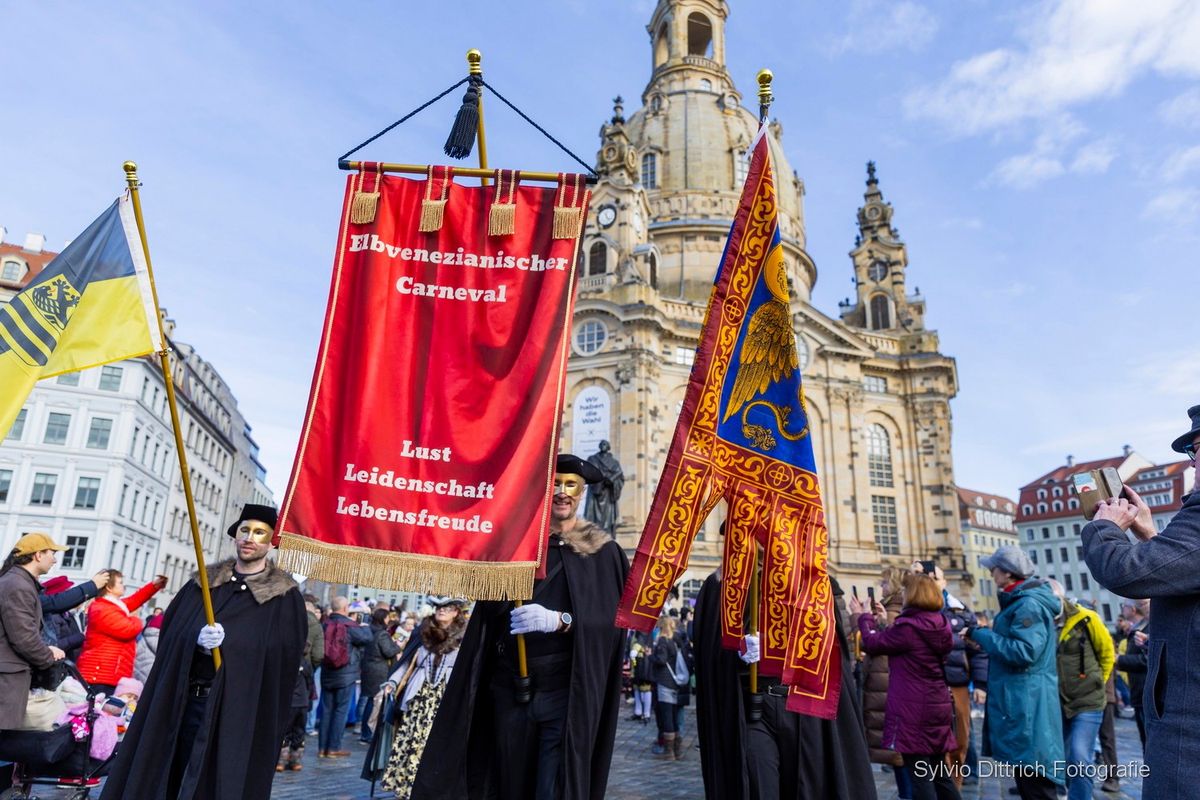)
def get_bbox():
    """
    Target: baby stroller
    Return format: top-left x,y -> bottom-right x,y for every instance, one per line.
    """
0,663 -> 117,800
